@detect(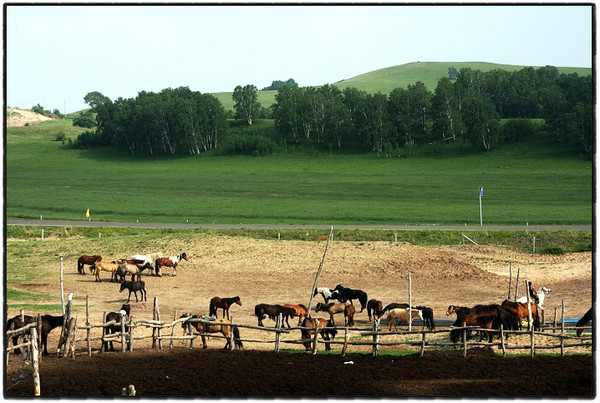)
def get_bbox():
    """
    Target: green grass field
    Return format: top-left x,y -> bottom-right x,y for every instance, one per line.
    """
6,118 -> 592,226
